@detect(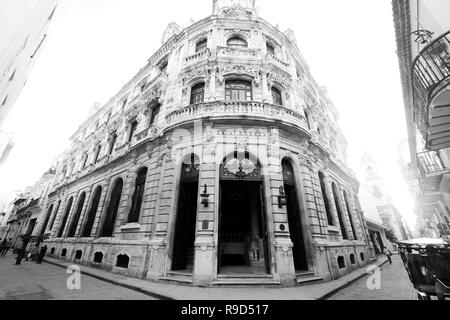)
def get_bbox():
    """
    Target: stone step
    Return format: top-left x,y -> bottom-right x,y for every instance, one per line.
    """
218,274 -> 273,279
166,271 -> 193,278
295,271 -> 315,278
213,279 -> 281,287
159,276 -> 193,285
296,276 -> 324,286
